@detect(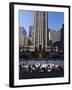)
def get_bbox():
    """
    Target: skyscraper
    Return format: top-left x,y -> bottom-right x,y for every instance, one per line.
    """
29,25 -> 33,37
19,27 -> 27,48
33,11 -> 48,51
60,24 -> 64,49
29,25 -> 34,45
49,30 -> 61,43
